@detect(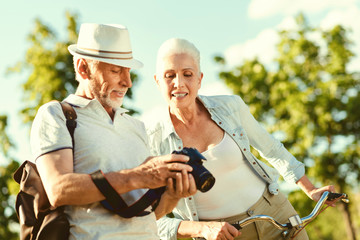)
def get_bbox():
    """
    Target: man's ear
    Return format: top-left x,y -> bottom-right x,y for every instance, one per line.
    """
76,58 -> 91,79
